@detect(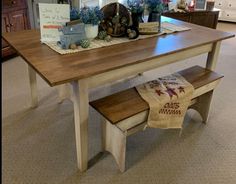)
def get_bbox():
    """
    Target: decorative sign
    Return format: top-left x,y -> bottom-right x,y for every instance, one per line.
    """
38,3 -> 70,42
